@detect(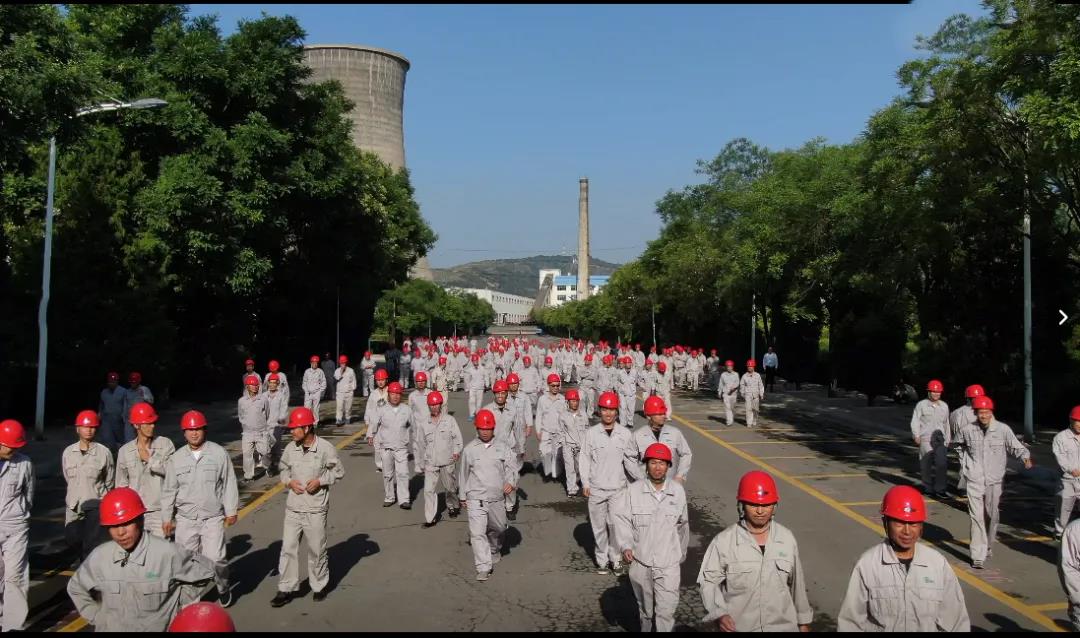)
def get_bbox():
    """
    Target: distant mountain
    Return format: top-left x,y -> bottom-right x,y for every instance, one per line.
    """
432,255 -> 621,299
